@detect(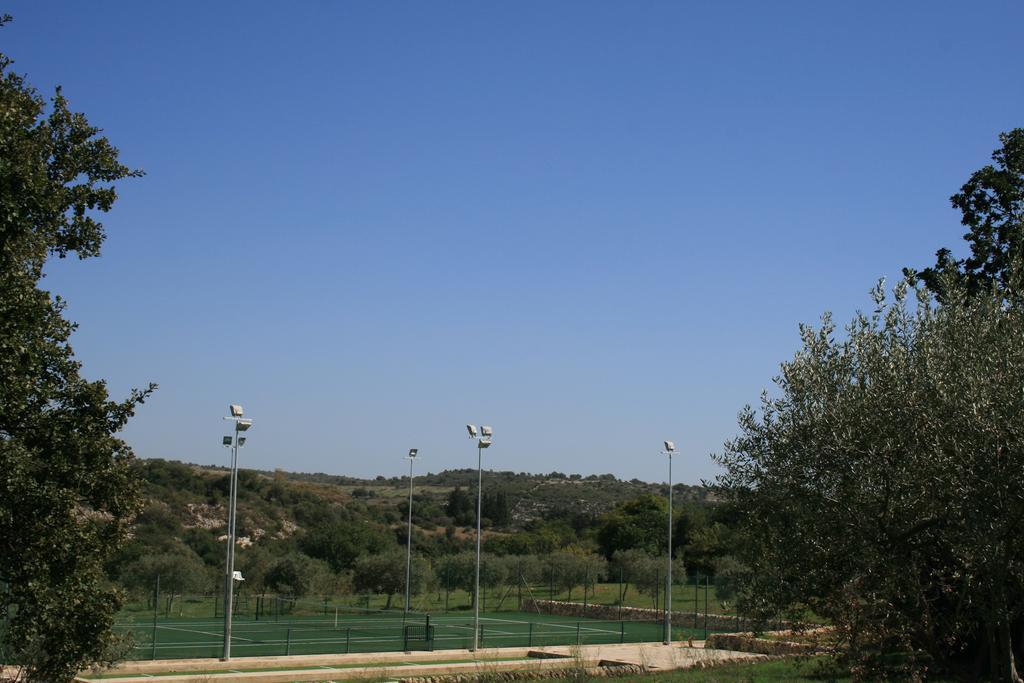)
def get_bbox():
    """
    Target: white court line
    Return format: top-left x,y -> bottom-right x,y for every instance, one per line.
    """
156,624 -> 258,642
